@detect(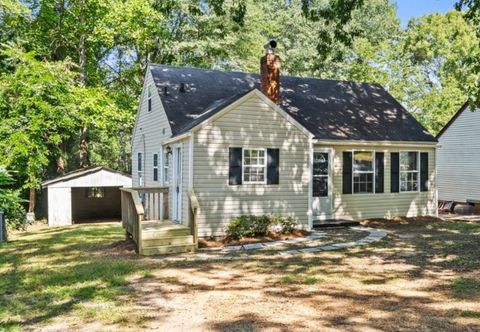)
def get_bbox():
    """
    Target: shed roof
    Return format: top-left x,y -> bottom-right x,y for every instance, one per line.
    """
42,167 -> 131,188
150,64 -> 437,142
